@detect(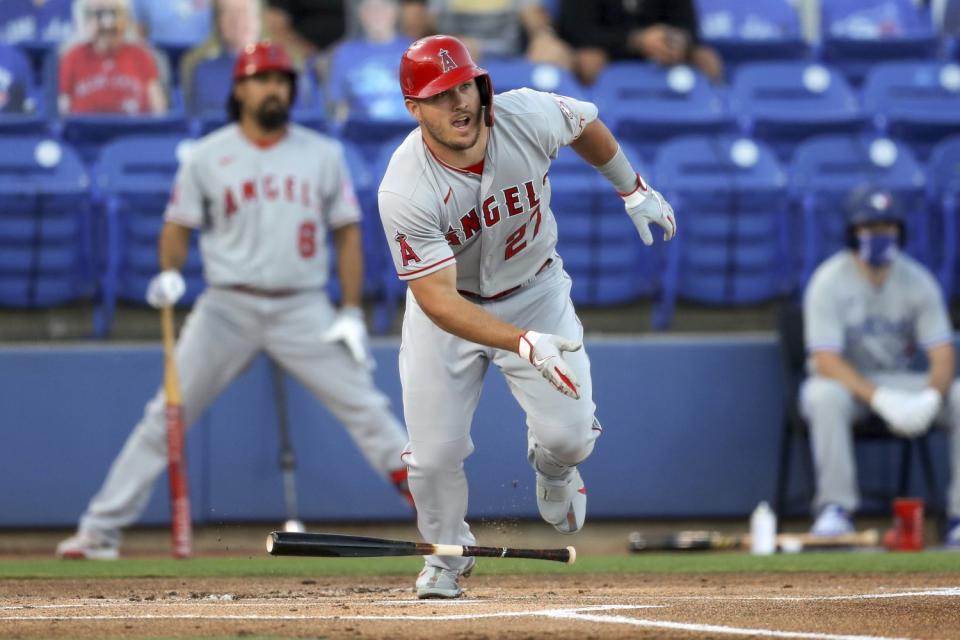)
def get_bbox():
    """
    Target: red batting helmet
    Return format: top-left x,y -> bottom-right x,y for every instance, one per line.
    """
399,35 -> 494,127
228,41 -> 297,121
